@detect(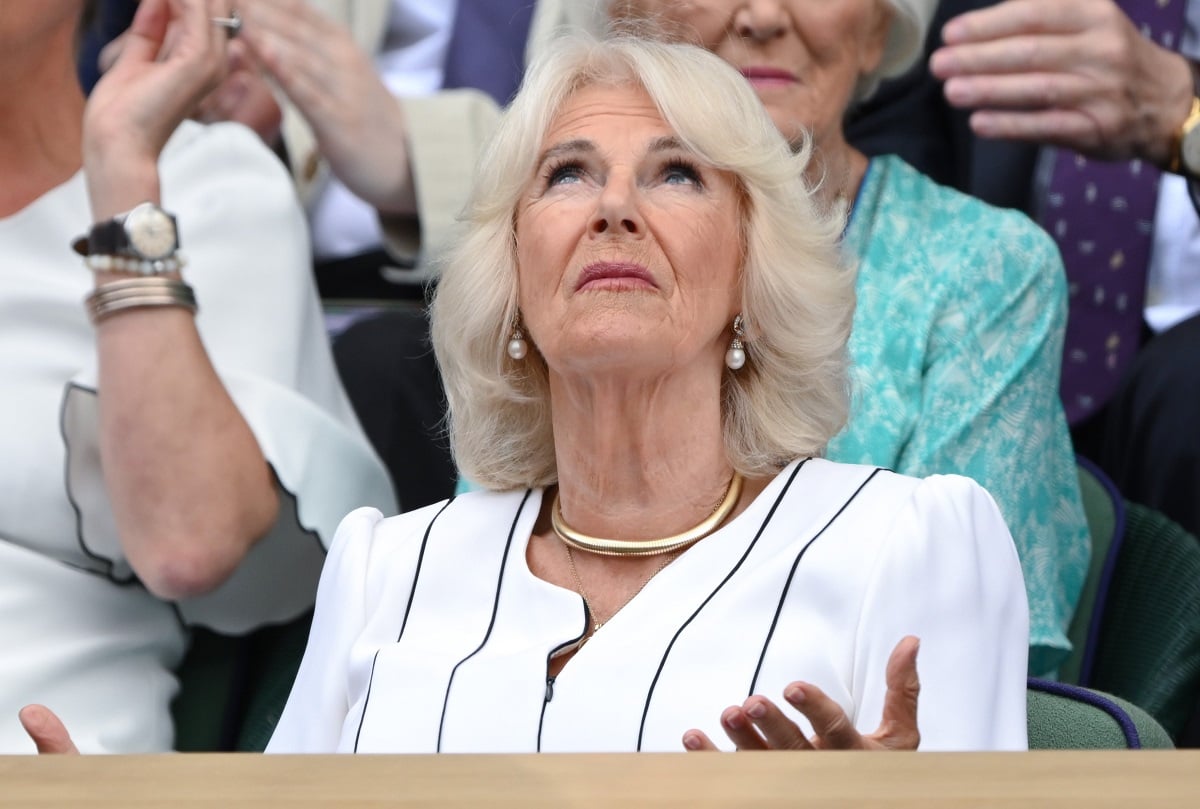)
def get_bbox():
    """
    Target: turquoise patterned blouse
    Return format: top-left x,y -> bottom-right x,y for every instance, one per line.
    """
829,155 -> 1090,675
